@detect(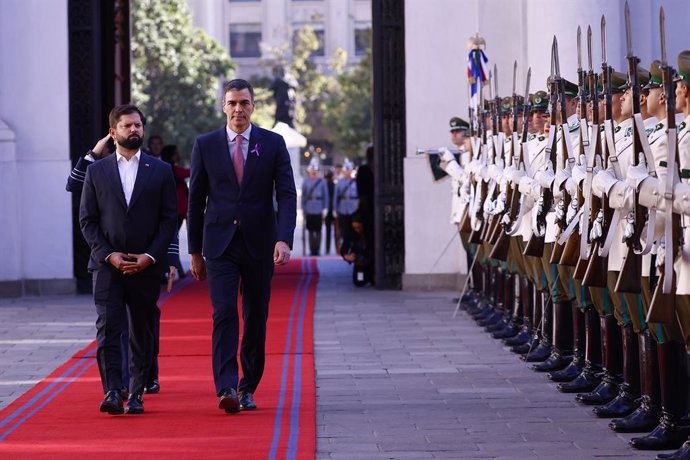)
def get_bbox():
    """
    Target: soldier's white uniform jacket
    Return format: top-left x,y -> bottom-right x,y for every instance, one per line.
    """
674,113 -> 690,293
516,132 -> 546,242
516,128 -> 554,243
440,147 -> 471,224
592,116 -> 658,272
528,114 -> 580,244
